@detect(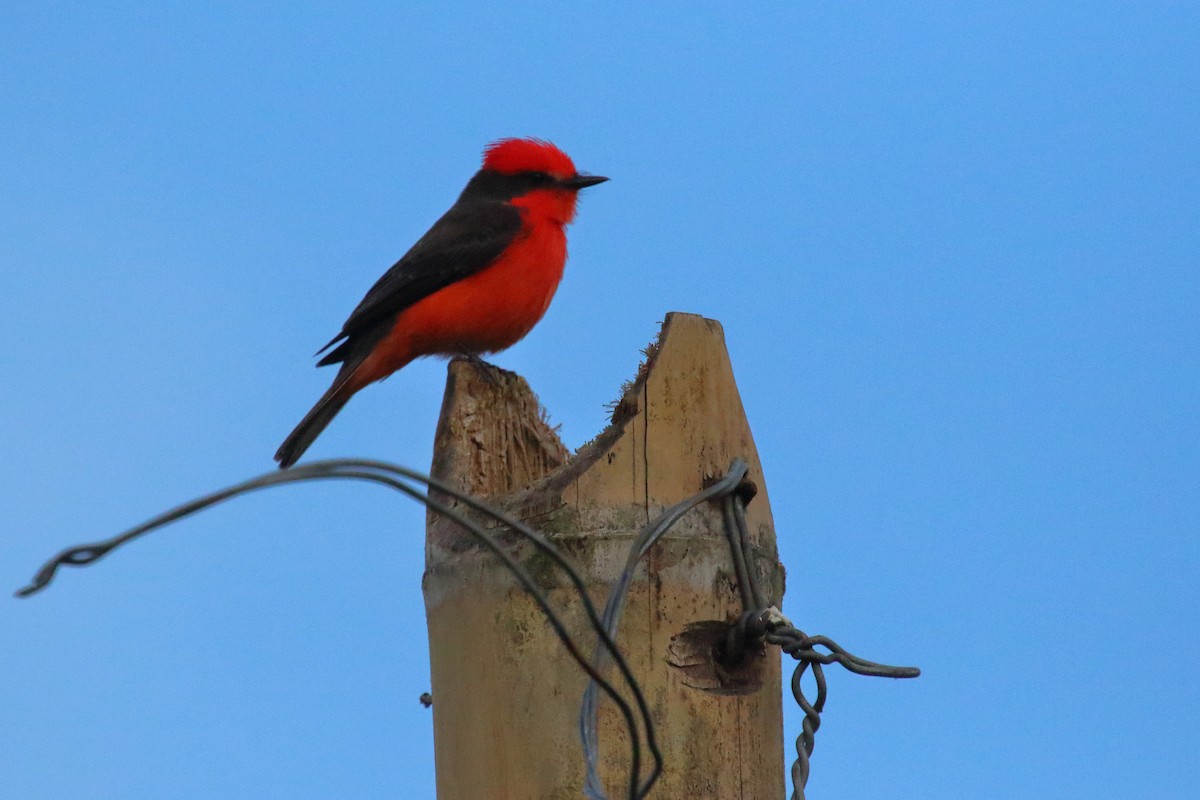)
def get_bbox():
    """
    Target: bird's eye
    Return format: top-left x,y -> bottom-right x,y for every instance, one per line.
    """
528,171 -> 553,184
